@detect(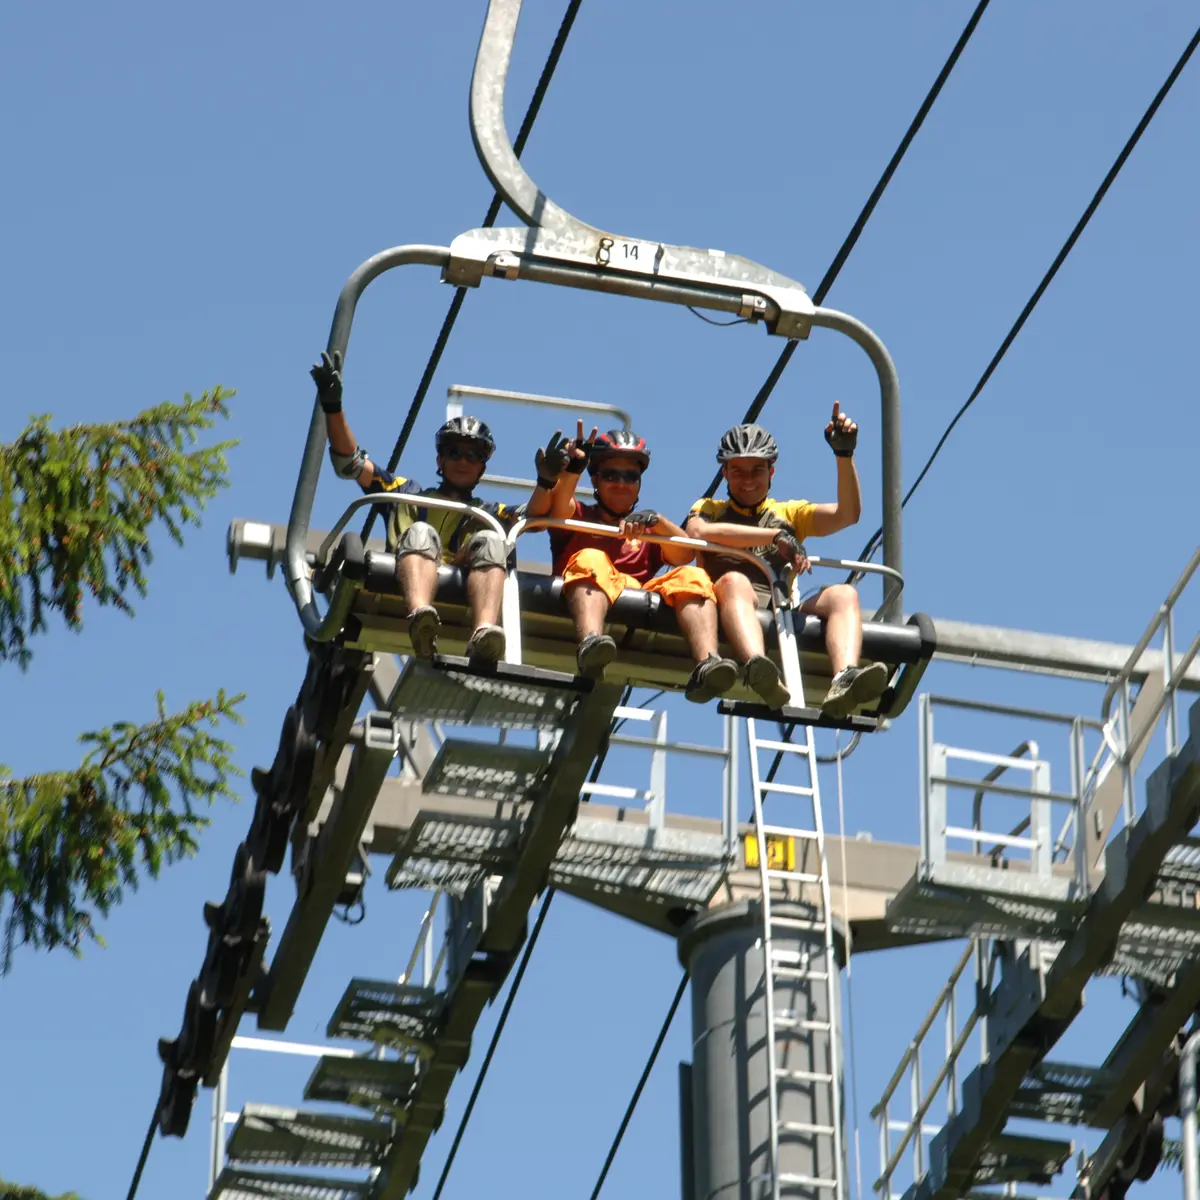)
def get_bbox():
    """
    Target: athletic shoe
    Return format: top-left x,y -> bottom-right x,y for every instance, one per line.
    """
466,623 -> 506,663
685,655 -> 740,704
820,661 -> 890,718
576,633 -> 618,679
407,605 -> 440,659
744,654 -> 792,710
